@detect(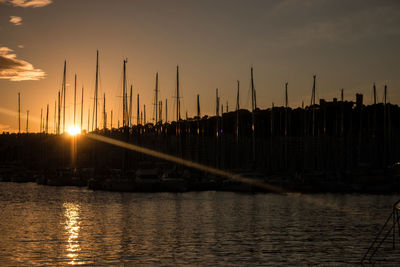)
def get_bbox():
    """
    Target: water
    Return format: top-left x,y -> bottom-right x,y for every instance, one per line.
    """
0,182 -> 399,266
